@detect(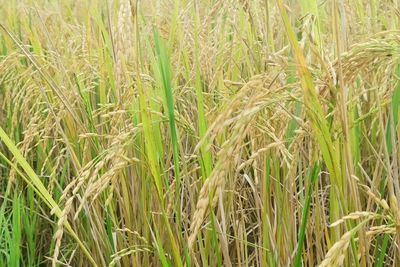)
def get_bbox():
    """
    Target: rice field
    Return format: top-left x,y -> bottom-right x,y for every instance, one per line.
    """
0,0 -> 399,266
